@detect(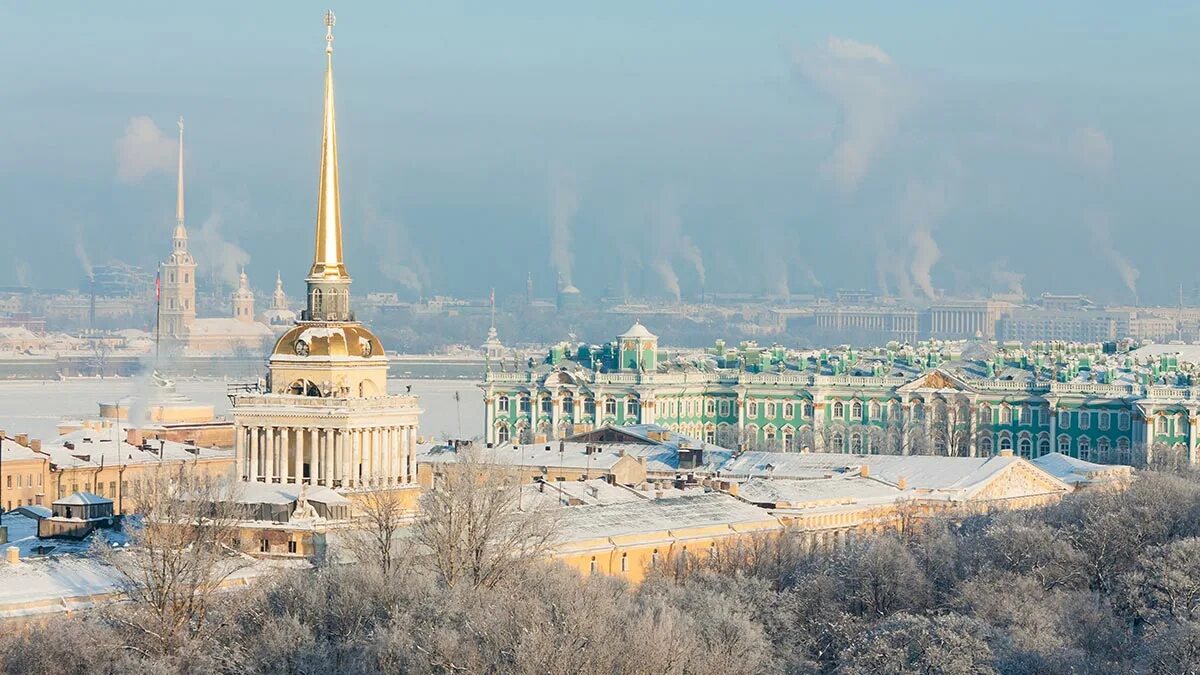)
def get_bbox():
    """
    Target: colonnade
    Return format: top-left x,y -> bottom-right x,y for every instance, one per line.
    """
235,423 -> 418,488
